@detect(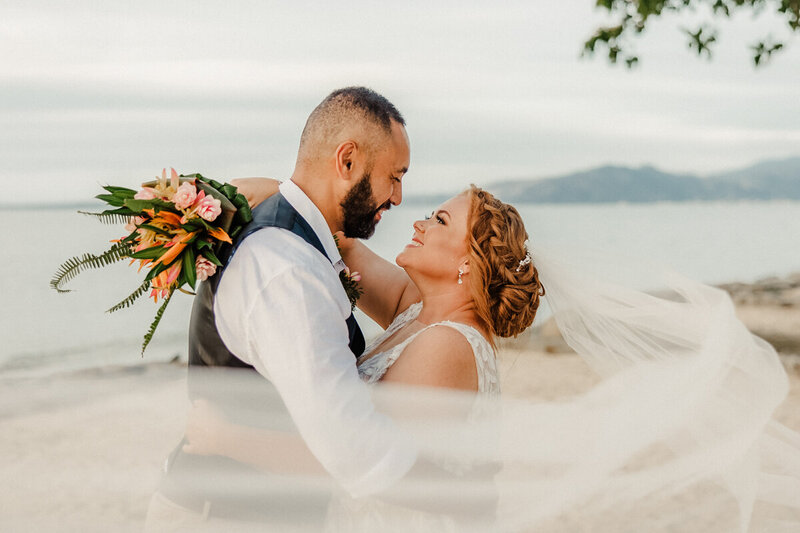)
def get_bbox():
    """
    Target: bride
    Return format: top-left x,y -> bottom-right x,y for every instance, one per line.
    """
180,179 -> 800,532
